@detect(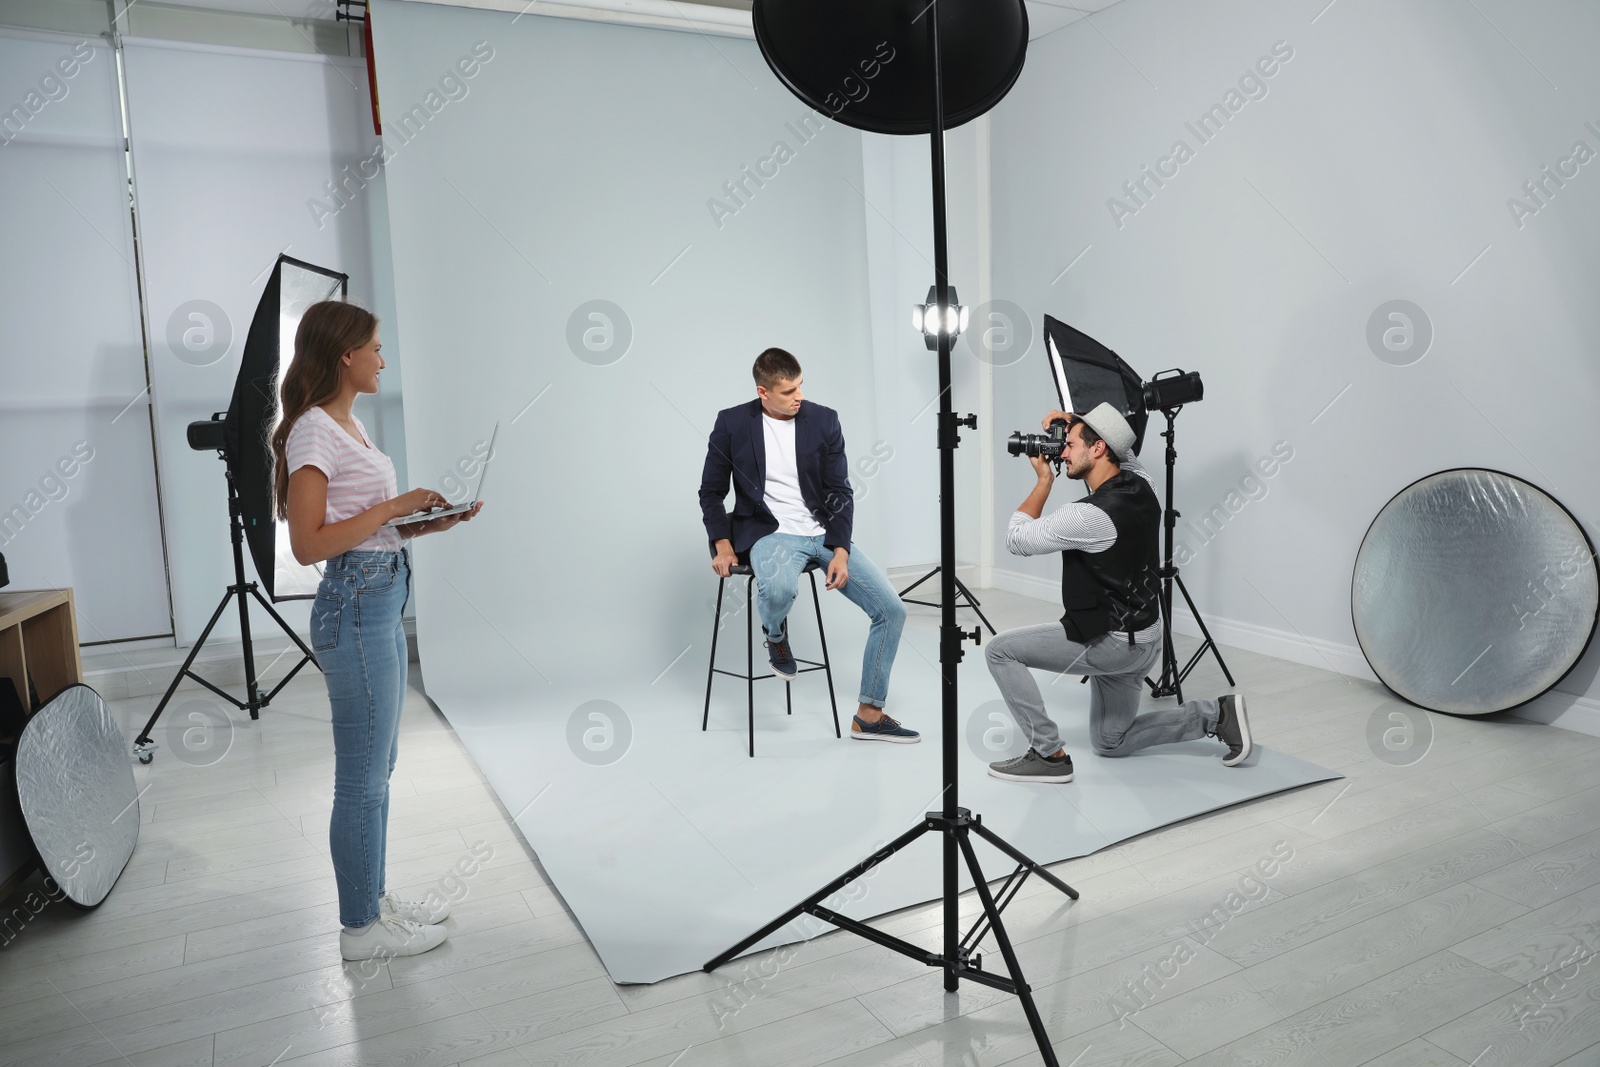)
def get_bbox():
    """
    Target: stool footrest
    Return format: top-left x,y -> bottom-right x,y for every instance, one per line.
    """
703,567 -> 841,756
